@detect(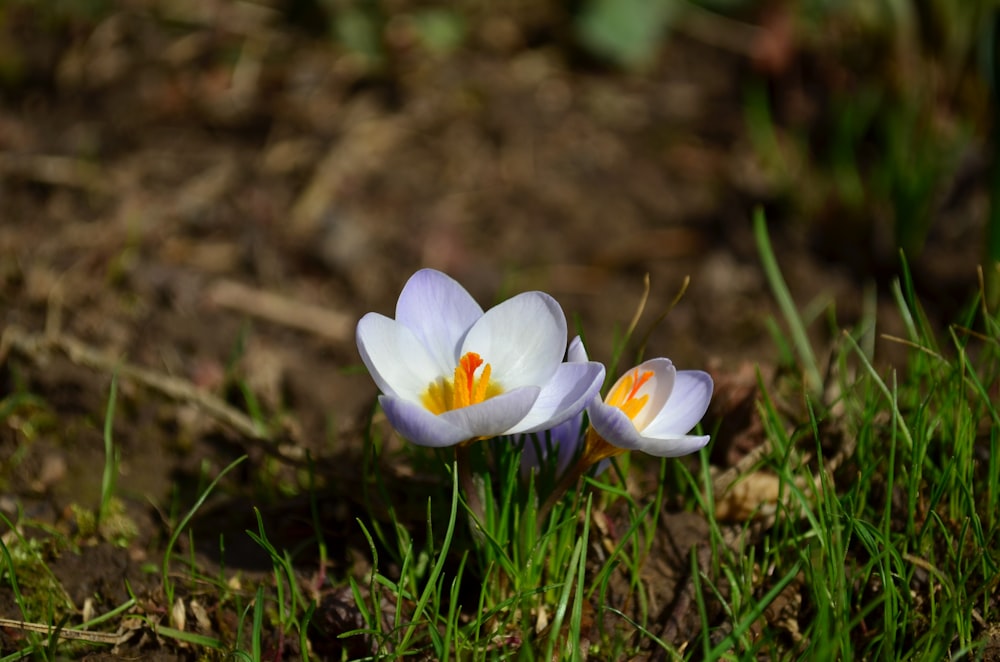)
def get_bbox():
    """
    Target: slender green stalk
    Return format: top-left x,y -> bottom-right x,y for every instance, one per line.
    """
251,584 -> 264,660
455,442 -> 485,534
162,455 -> 247,606
537,459 -> 587,526
397,461 -> 460,653
754,207 -> 823,393
98,373 -> 119,526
